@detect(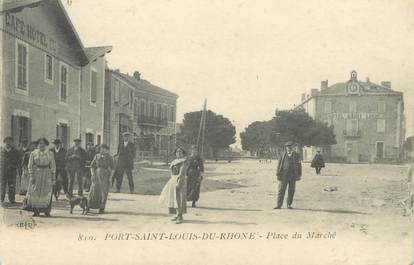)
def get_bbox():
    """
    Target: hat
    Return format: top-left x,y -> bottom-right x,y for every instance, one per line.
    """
284,141 -> 294,147
53,139 -> 62,144
74,138 -> 81,142
99,144 -> 110,150
122,132 -> 131,136
3,136 -> 13,143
